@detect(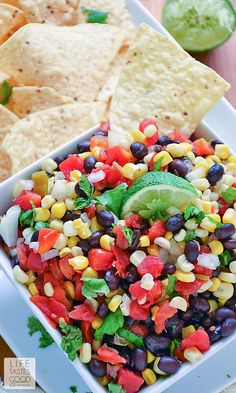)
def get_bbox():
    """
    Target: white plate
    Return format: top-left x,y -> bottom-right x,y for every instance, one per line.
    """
1,270 -> 236,393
